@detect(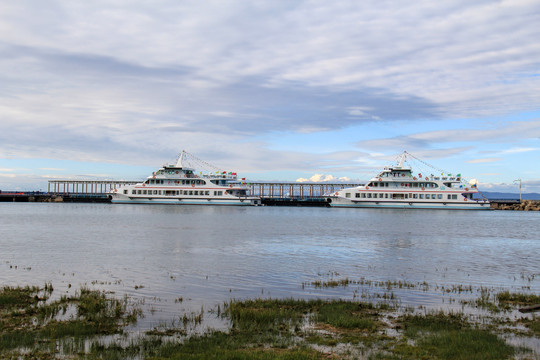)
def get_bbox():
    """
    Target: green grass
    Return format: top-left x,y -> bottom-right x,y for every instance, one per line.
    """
419,329 -> 514,360
0,285 -> 138,351
400,312 -> 466,338
315,301 -> 378,330
387,312 -> 514,360
521,316 -> 540,336
496,291 -> 540,306
0,285 -> 42,309
1,285 -> 532,359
